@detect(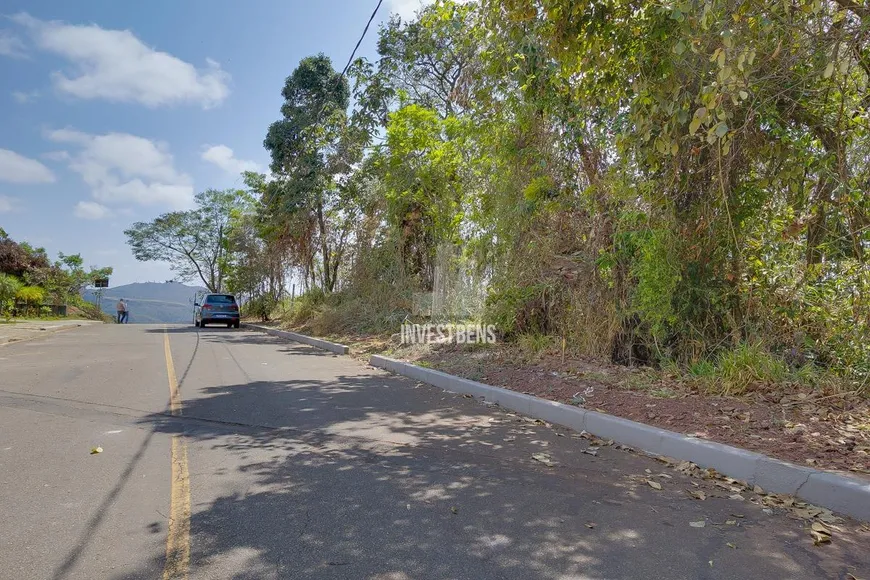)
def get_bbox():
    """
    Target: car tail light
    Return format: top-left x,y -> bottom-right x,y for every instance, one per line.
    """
202,304 -> 212,310
229,304 -> 239,312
